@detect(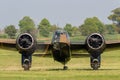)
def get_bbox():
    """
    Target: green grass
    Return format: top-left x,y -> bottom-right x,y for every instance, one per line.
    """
0,49 -> 120,80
